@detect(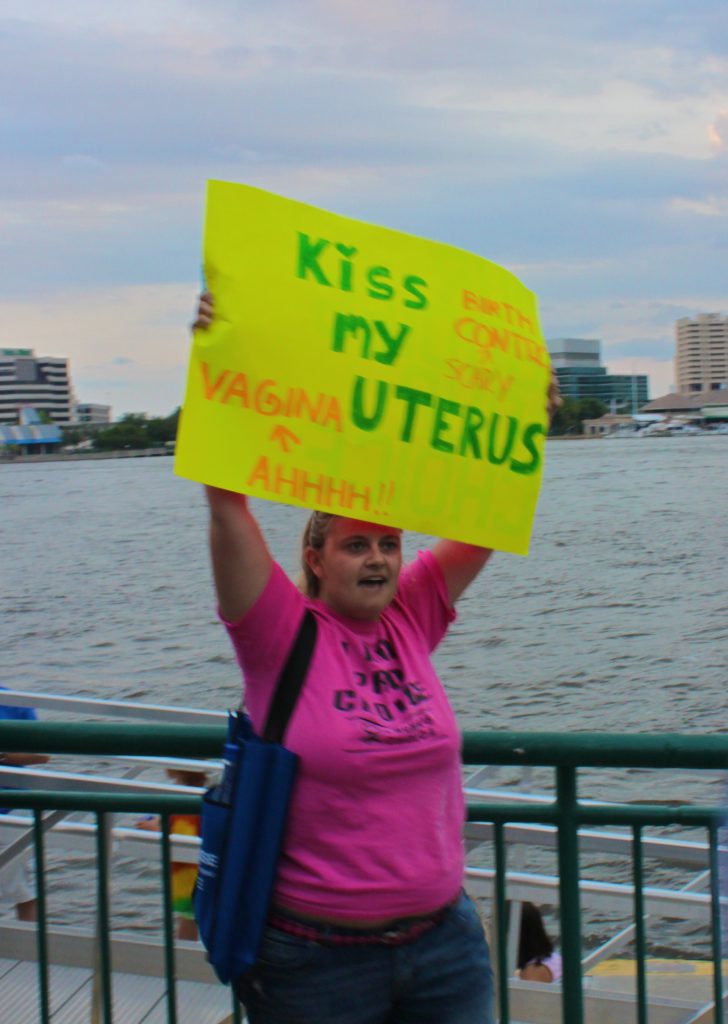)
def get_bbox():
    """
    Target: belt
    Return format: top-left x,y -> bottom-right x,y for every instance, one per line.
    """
268,896 -> 458,947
